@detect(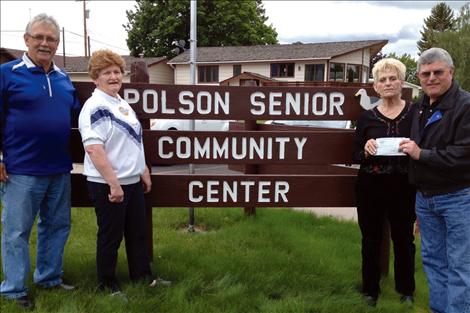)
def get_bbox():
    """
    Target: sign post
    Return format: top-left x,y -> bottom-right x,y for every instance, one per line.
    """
188,0 -> 198,232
